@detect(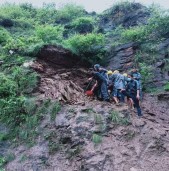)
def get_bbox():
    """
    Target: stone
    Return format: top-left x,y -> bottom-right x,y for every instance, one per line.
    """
55,114 -> 70,128
130,167 -> 138,171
